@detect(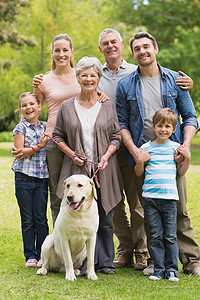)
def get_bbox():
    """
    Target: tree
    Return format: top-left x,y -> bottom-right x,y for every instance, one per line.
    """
103,0 -> 200,112
0,0 -> 35,47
